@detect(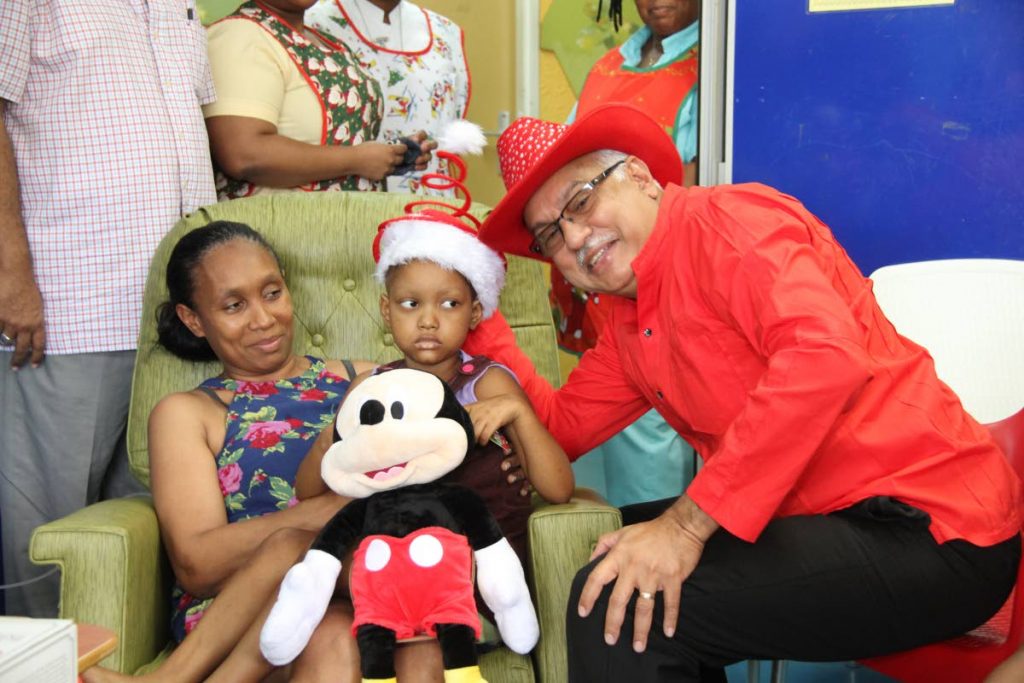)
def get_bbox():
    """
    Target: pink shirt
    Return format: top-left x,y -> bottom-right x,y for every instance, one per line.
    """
0,0 -> 216,354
